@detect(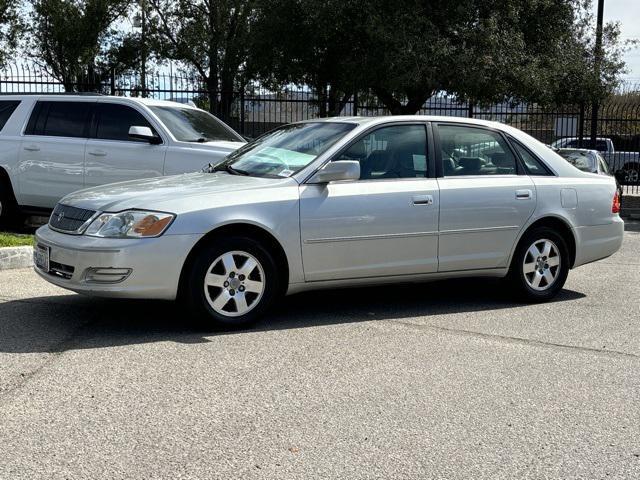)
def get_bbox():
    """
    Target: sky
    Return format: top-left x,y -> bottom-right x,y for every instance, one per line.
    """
600,0 -> 640,82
